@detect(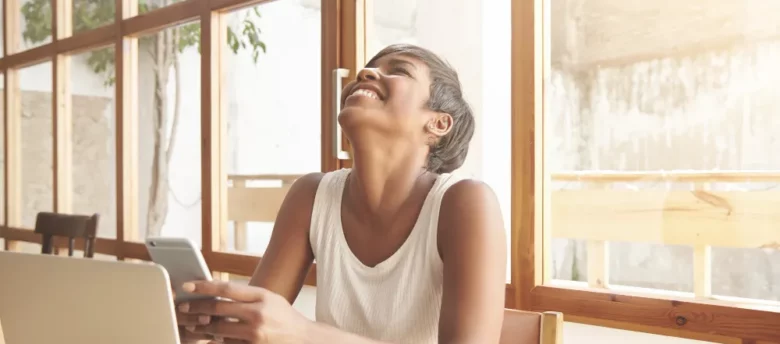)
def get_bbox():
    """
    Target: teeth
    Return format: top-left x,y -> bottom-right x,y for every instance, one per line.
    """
353,89 -> 379,99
